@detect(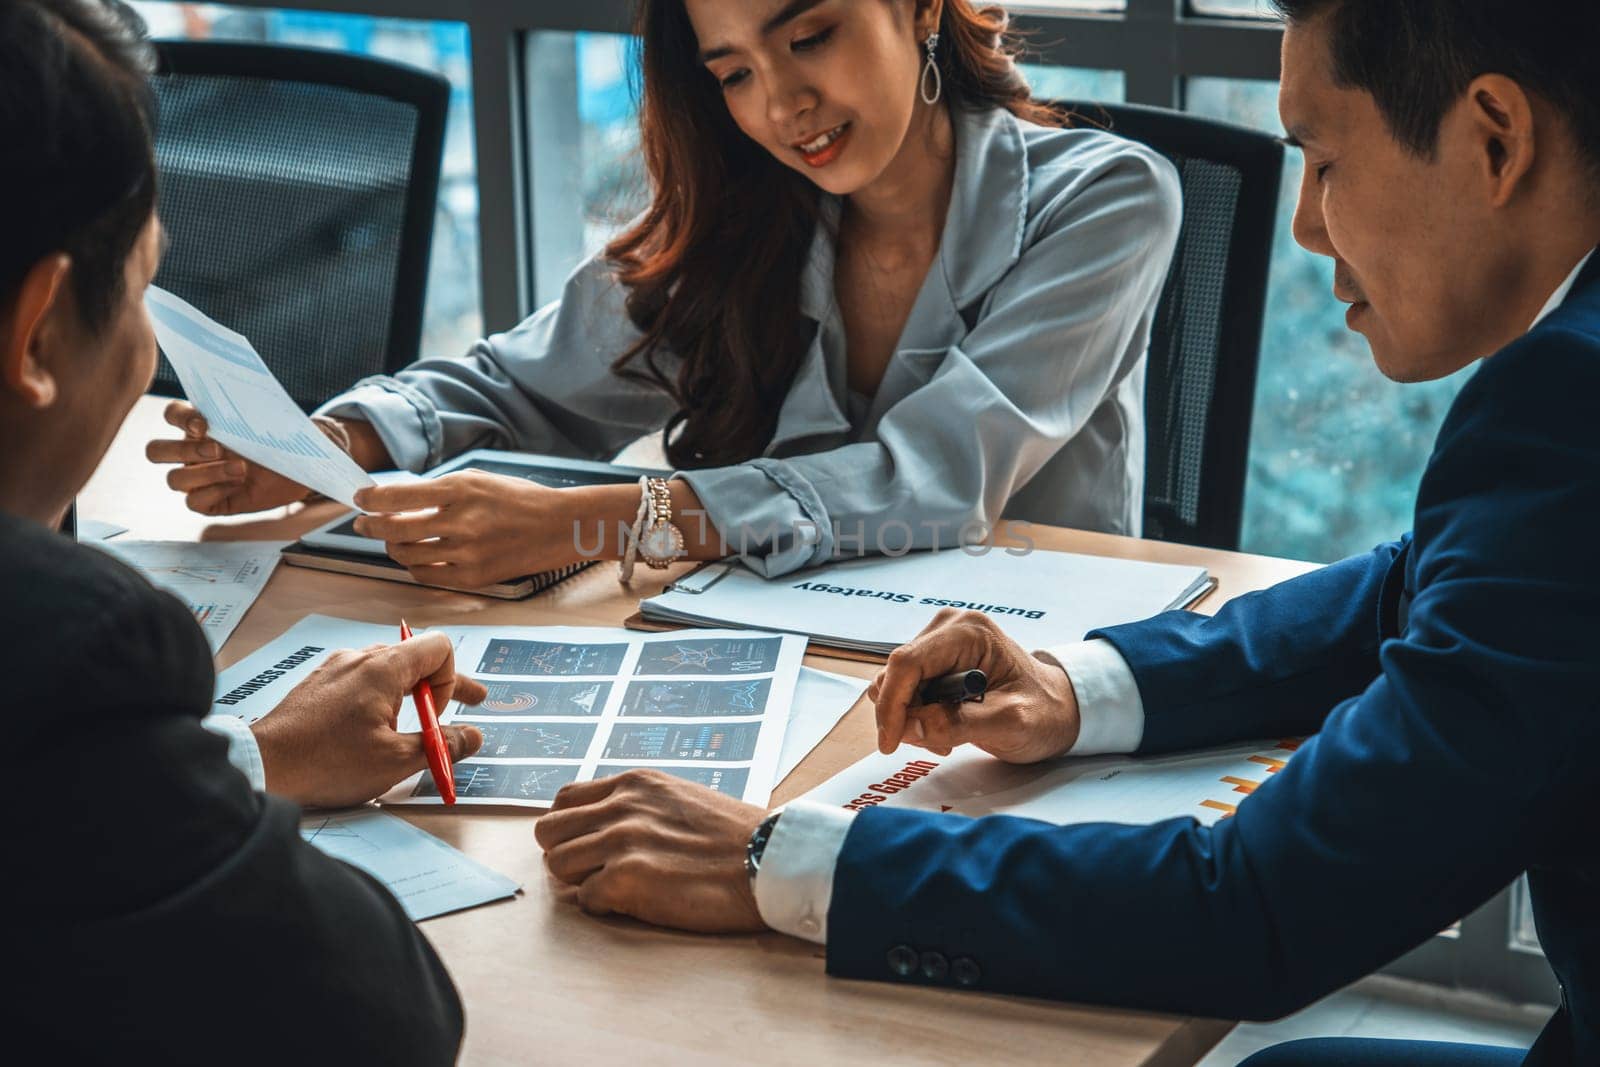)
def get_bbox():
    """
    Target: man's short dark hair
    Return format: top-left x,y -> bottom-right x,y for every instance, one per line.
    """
0,0 -> 156,333
1274,0 -> 1600,180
